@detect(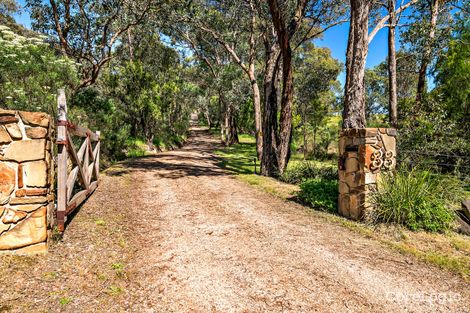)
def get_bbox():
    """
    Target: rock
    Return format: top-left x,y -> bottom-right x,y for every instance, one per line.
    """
16,189 -> 48,197
4,123 -> 22,140
0,206 -> 47,250
25,127 -> 47,139
9,197 -> 48,205
0,222 -> 10,235
19,112 -> 50,127
3,139 -> 45,162
24,160 -> 48,187
381,134 -> 396,152
462,200 -> 470,220
2,208 -> 27,224
0,163 -> 15,205
0,116 -> 18,124
456,213 -> 470,236
0,109 -> 15,116
0,126 -> 12,144
6,242 -> 47,255
345,157 -> 359,173
339,181 -> 349,194
11,204 -> 42,213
